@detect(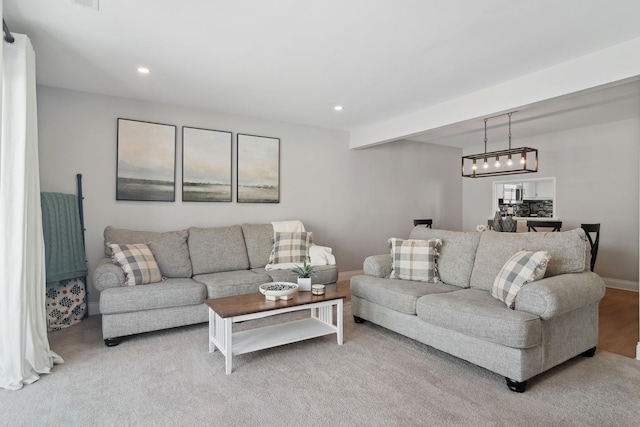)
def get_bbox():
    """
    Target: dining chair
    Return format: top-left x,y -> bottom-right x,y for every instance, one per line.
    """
413,219 -> 433,228
581,223 -> 600,272
526,220 -> 562,232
